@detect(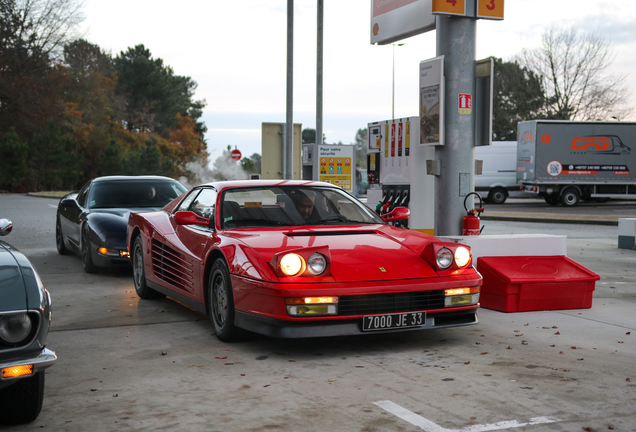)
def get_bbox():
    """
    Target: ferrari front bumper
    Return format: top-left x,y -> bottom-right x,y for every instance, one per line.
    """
234,308 -> 478,339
